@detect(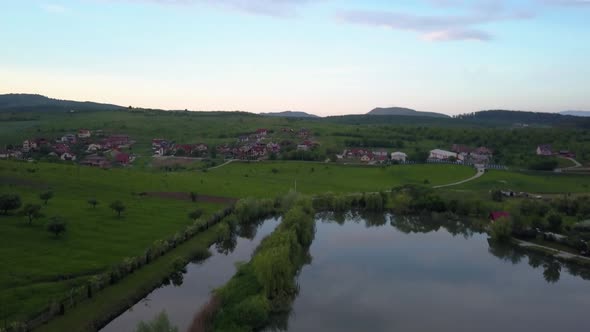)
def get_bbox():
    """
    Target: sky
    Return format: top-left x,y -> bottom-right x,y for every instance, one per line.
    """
1,0 -> 589,116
